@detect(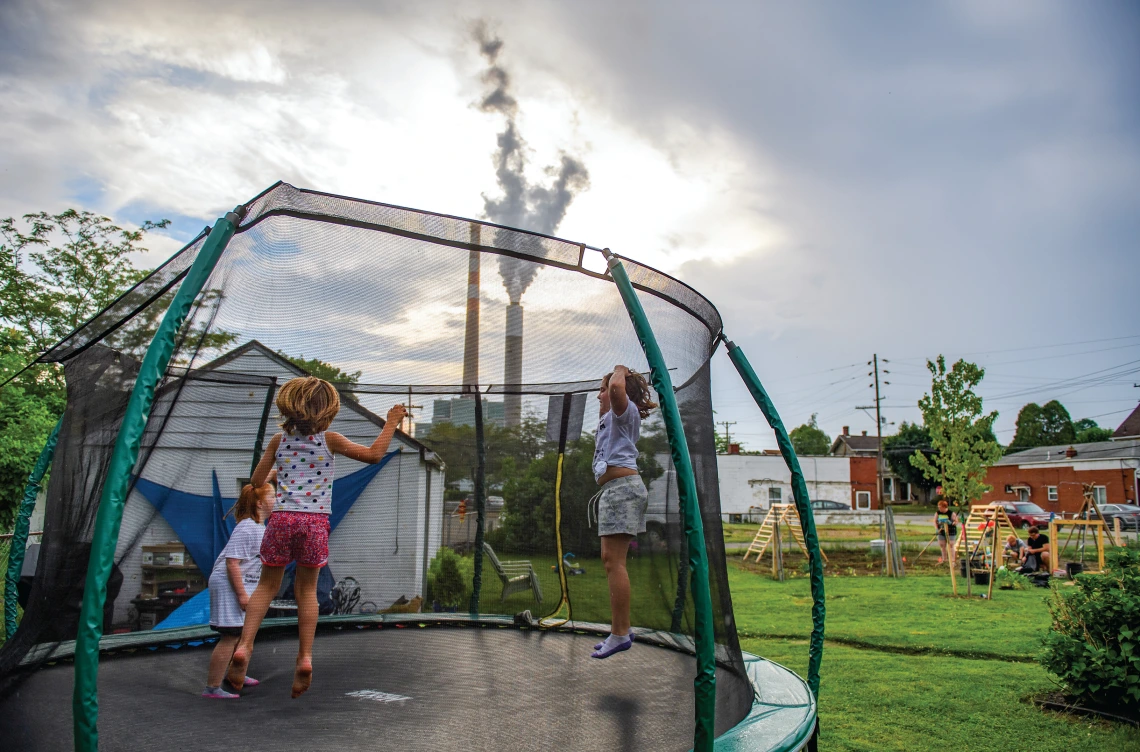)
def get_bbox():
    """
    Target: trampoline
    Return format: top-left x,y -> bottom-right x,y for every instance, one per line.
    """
0,183 -> 825,751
